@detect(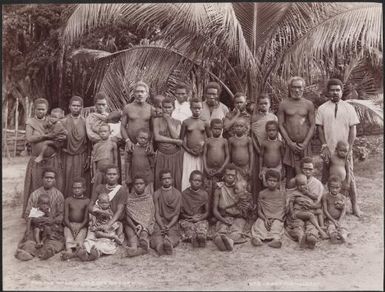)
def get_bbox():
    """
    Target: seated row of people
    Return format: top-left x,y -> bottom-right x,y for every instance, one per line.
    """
15,156 -> 350,262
